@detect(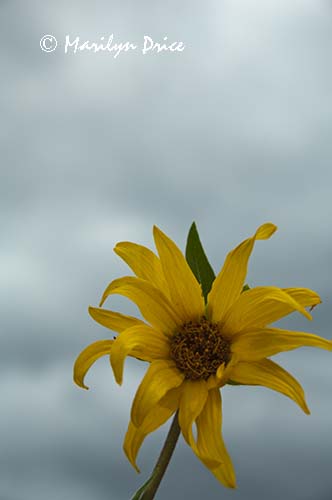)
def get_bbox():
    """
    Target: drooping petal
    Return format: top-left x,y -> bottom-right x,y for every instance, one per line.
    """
231,327 -> 332,362
73,340 -> 113,389
227,358 -> 310,414
153,226 -> 205,322
89,306 -> 145,332
178,380 -> 208,451
123,386 -> 181,472
207,223 -> 277,322
123,421 -> 145,473
131,359 -> 185,427
222,287 -> 313,336
110,325 -> 170,385
196,389 -> 236,488
99,276 -> 182,336
114,241 -> 169,297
